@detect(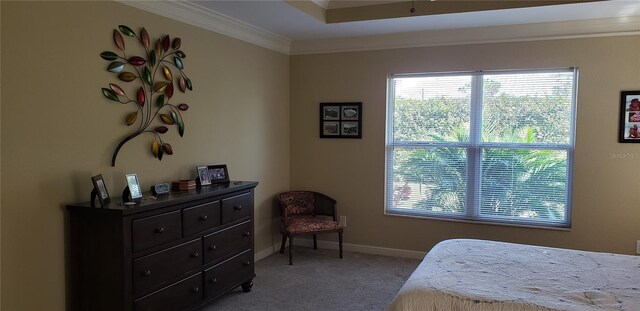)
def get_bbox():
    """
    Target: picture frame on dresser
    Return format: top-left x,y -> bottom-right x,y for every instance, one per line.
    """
125,173 -> 143,202
619,90 -> 640,143
207,164 -> 229,184
197,165 -> 212,185
91,174 -> 110,206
